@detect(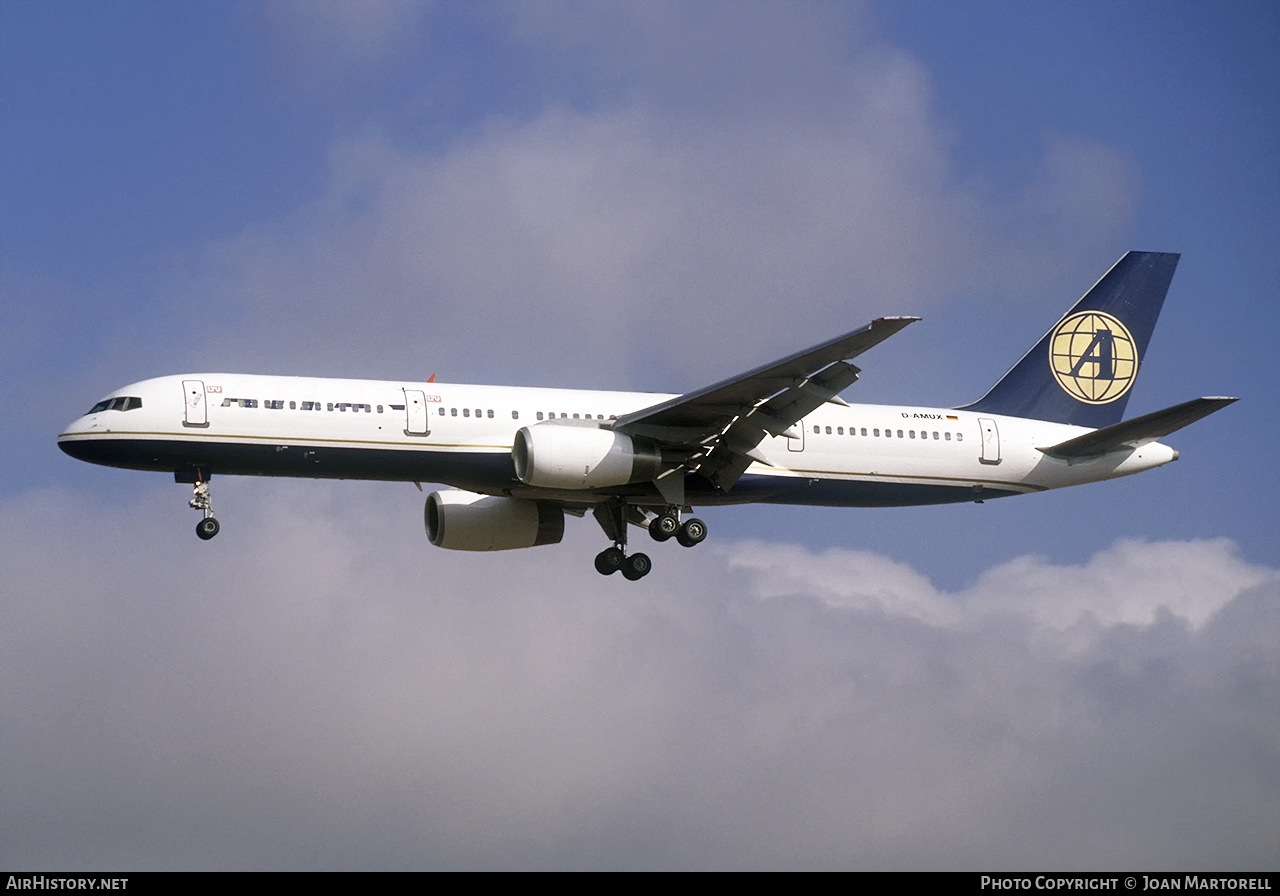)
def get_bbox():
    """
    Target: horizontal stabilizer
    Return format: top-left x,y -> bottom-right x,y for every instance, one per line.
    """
1038,397 -> 1238,459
